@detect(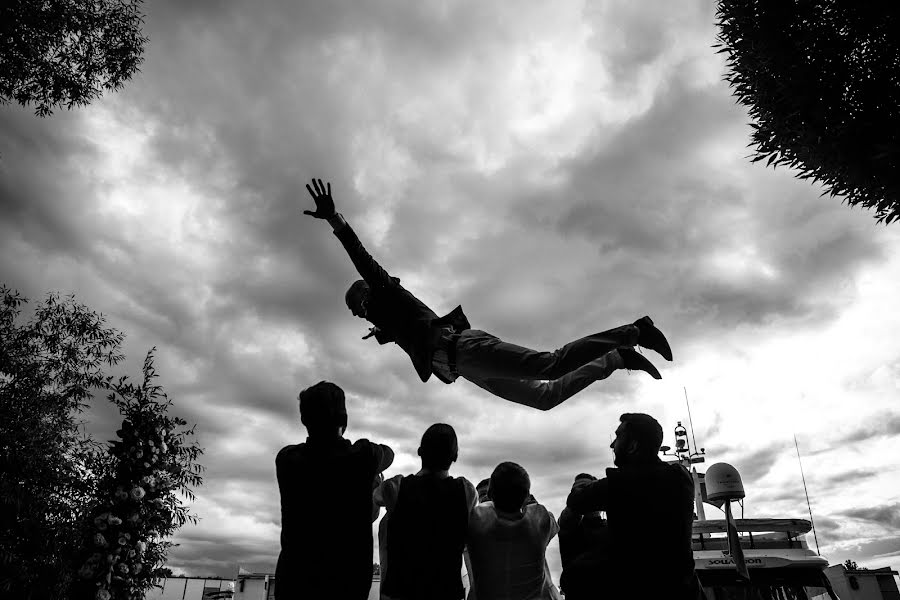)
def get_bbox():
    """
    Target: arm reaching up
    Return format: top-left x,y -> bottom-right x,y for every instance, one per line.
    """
304,177 -> 396,289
